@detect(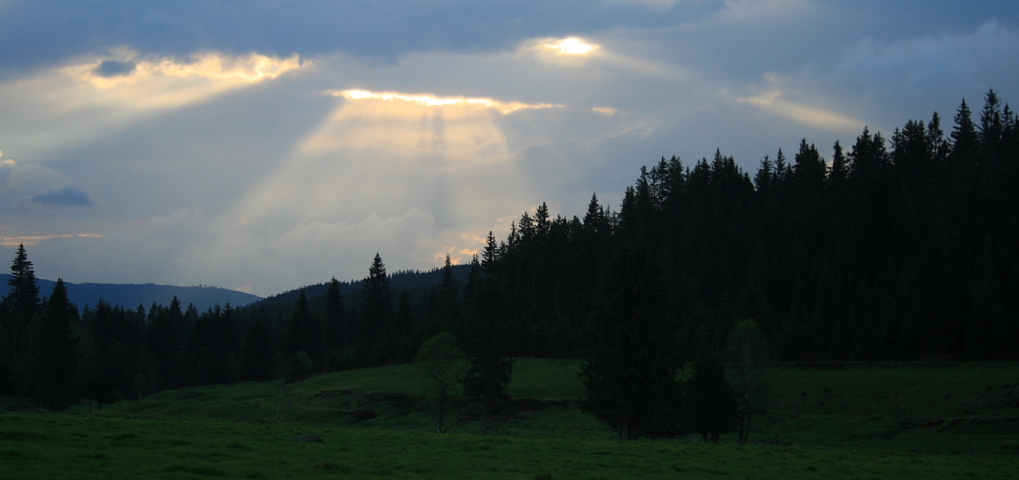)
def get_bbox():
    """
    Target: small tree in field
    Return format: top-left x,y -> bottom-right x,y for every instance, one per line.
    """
415,331 -> 465,433
688,356 -> 738,443
83,375 -> 118,413
724,319 -> 771,445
